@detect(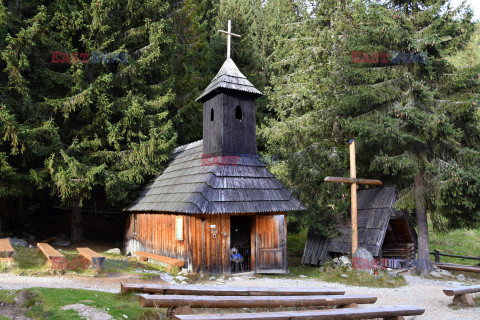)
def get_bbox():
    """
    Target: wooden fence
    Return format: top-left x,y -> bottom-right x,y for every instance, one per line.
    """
430,249 -> 480,264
